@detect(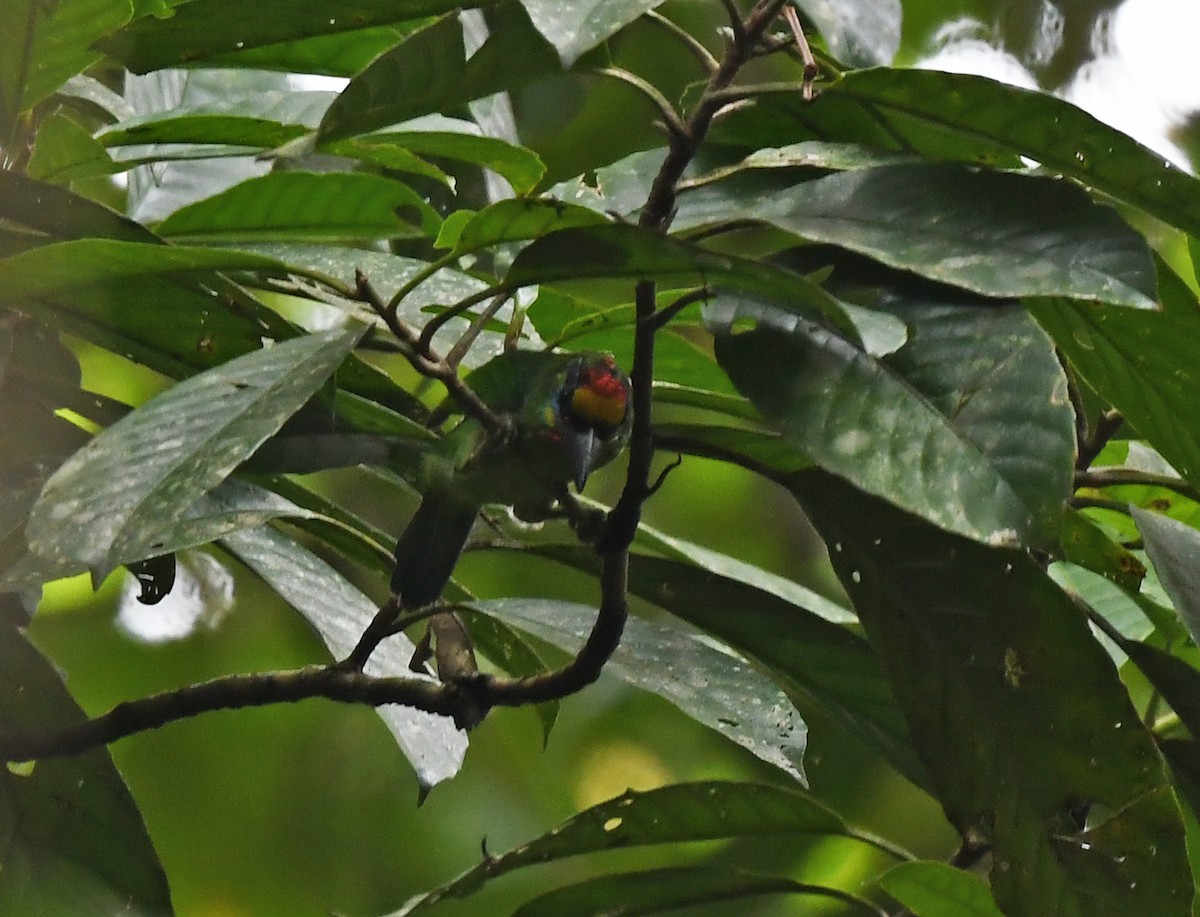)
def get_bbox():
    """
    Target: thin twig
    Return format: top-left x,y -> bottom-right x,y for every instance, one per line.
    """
599,67 -> 691,143
645,9 -> 720,74
782,4 -> 819,100
1075,468 -> 1199,501
355,269 -> 511,439
645,286 -> 711,331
